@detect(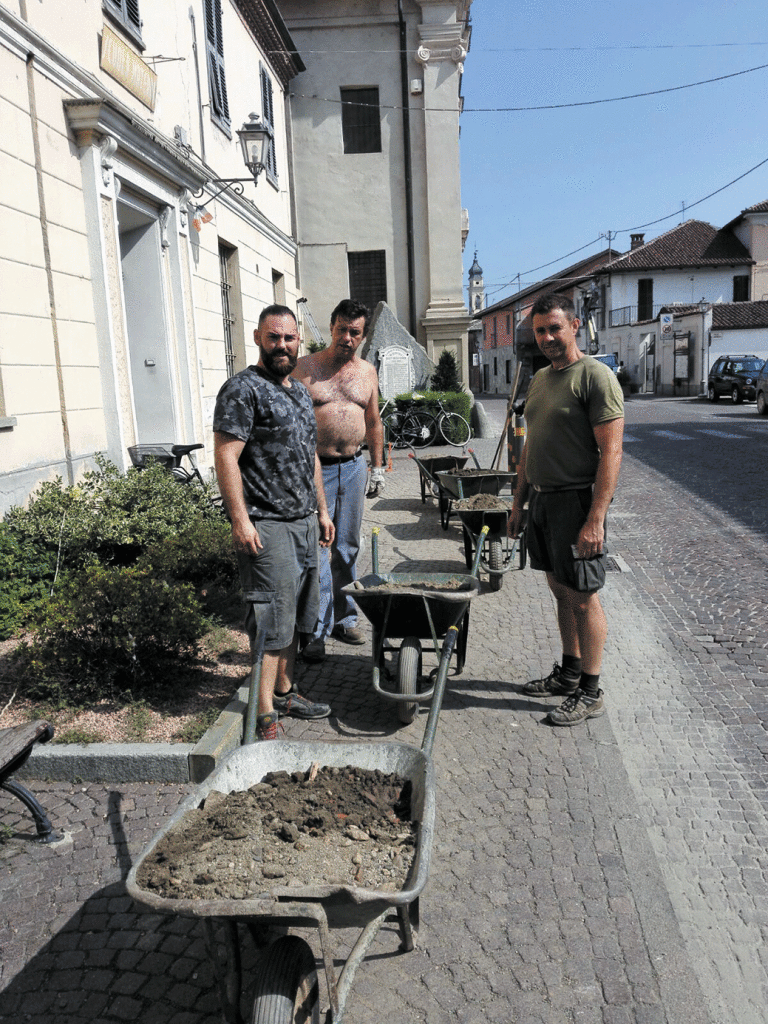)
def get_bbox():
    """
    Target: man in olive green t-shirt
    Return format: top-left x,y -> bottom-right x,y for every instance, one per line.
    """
508,293 -> 624,726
